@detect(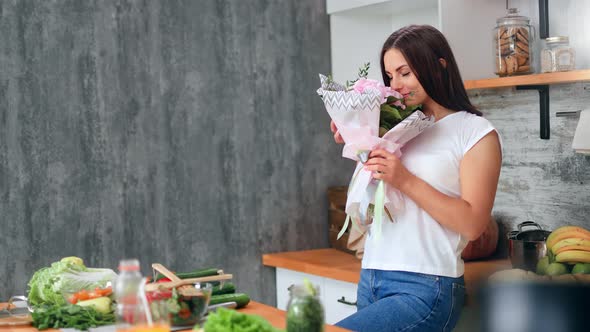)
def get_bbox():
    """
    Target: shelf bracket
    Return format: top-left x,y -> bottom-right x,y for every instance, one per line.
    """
516,85 -> 550,139
539,0 -> 549,39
